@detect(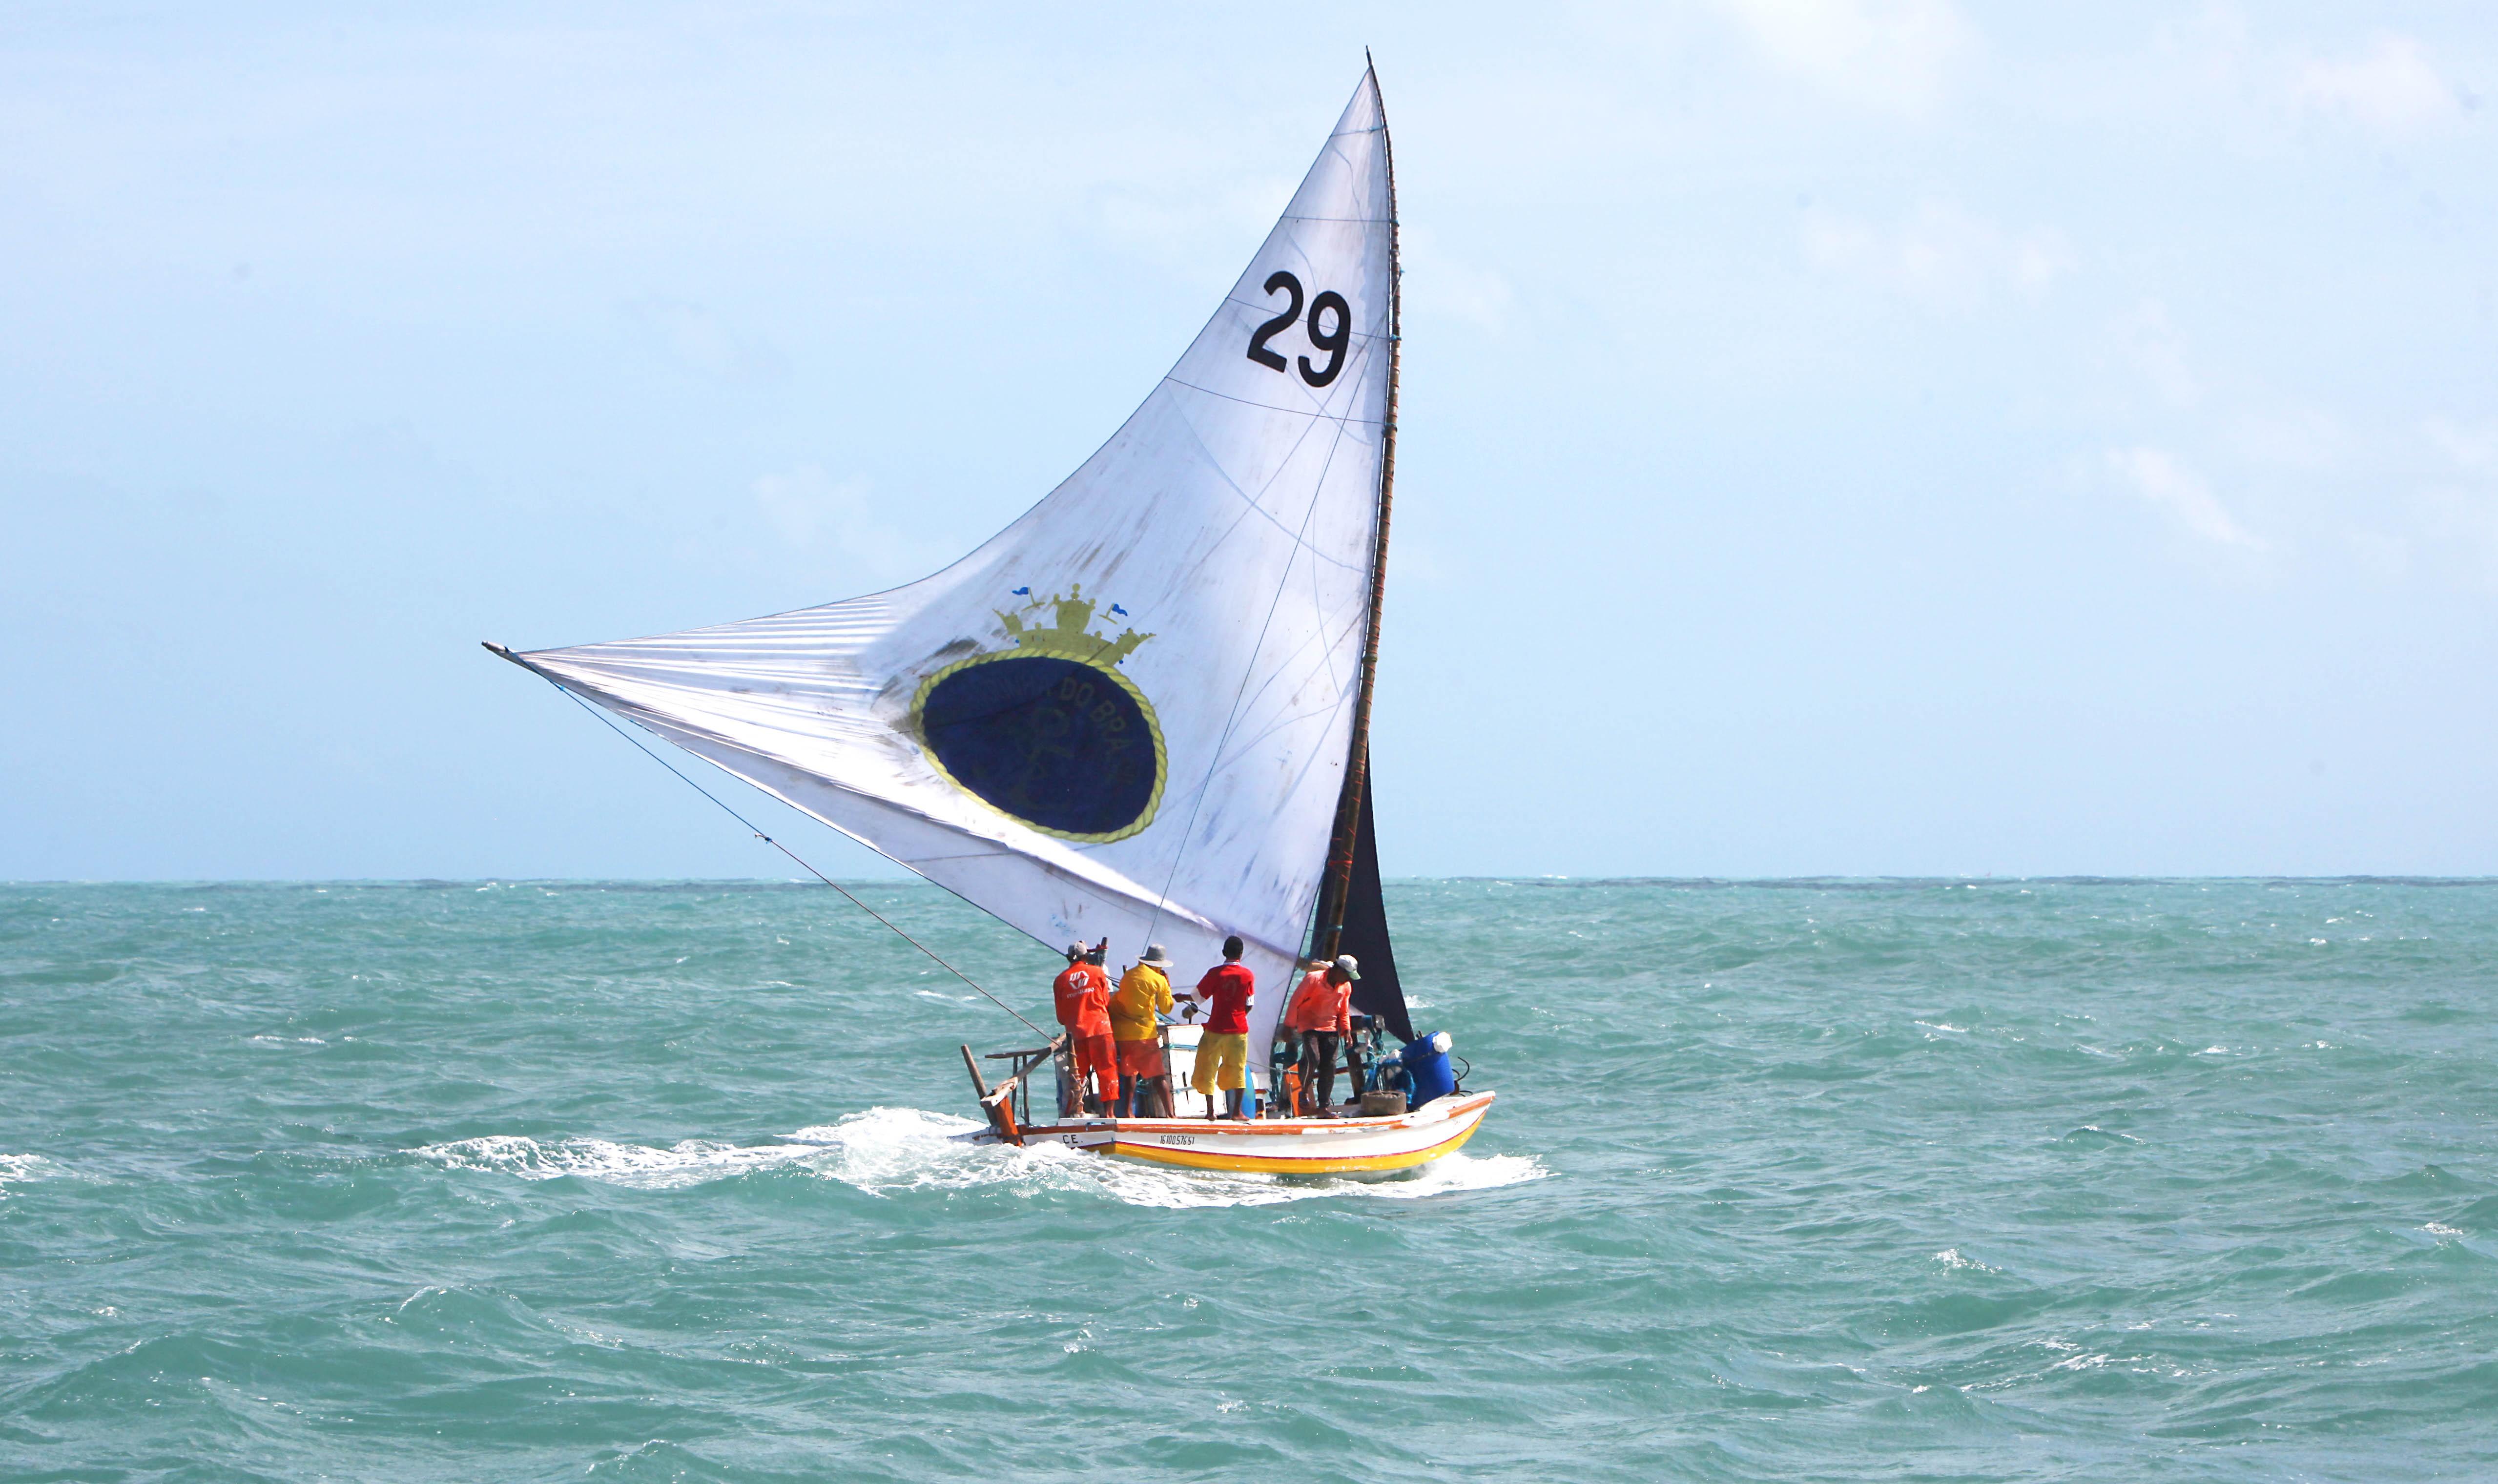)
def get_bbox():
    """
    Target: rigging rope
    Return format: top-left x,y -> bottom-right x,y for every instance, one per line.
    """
544,680 -> 1049,1040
